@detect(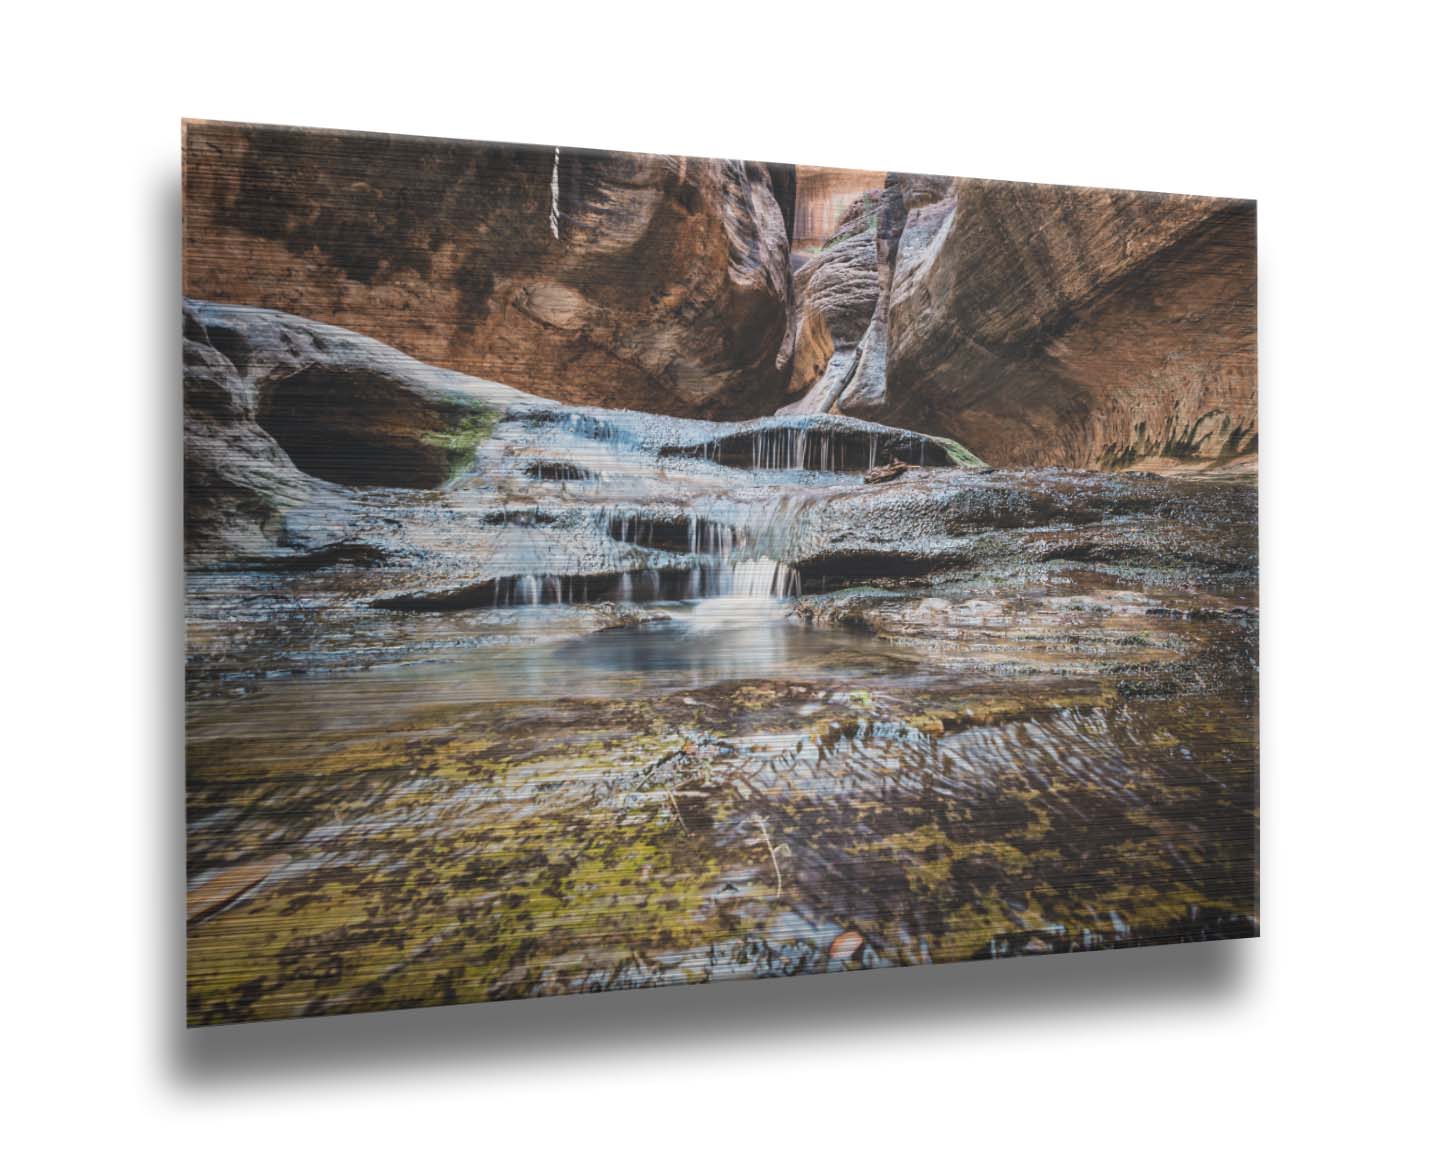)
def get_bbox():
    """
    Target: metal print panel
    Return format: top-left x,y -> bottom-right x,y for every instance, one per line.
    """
183,121 -> 1258,1025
